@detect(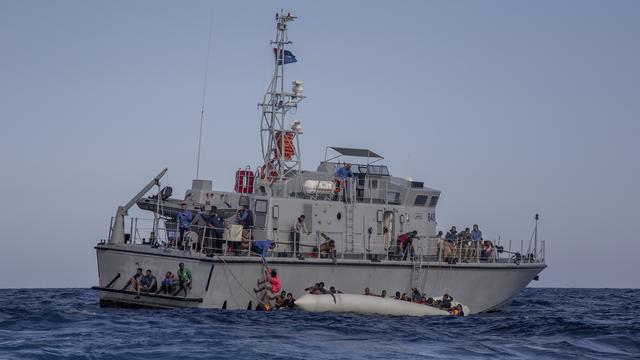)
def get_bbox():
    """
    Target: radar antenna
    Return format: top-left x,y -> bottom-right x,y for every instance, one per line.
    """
258,11 -> 305,182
